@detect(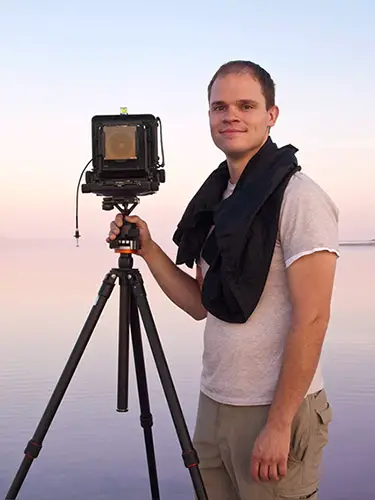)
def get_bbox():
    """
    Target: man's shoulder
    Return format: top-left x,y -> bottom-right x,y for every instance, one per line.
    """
285,171 -> 330,197
283,171 -> 339,218
277,172 -> 340,265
